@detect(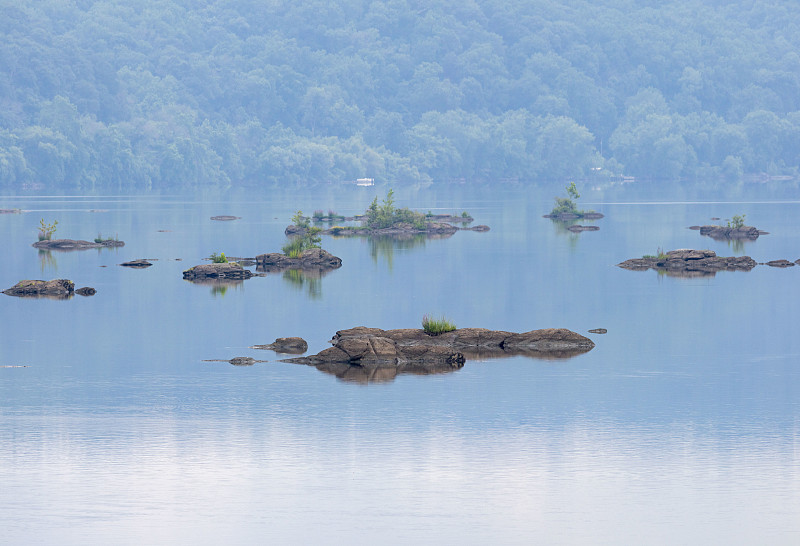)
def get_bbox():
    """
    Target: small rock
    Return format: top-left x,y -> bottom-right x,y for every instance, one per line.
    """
588,328 -> 607,334
120,259 -> 153,268
211,215 -> 240,221
766,260 -> 795,268
229,357 -> 256,366
75,287 -> 96,296
251,337 -> 308,354
567,224 -> 600,232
